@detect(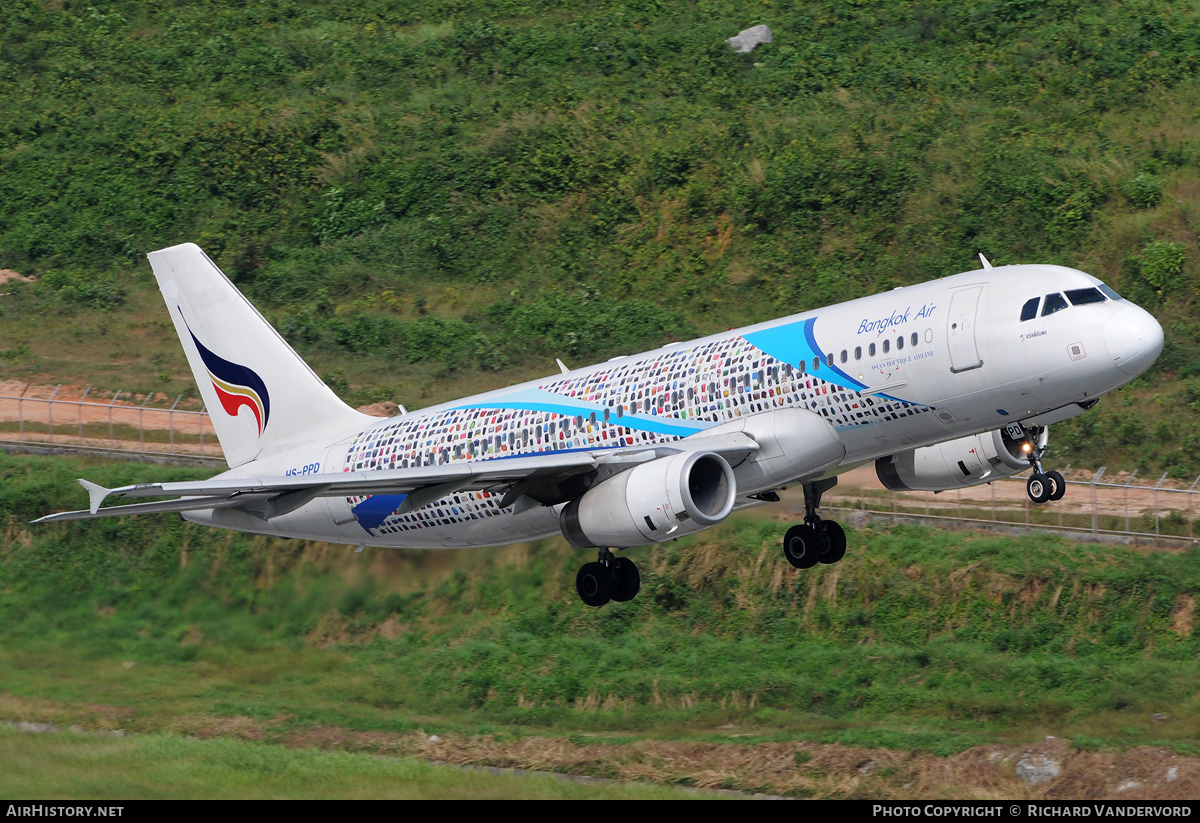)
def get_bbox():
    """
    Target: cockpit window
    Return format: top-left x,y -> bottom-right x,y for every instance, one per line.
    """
1020,297 -> 1040,321
1041,293 -> 1069,317
1098,283 -> 1121,301
1065,287 -> 1106,306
